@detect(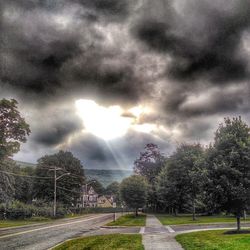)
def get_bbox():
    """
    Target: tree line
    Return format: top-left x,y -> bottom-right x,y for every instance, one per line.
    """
0,99 -> 120,218
128,117 -> 250,230
1,98 -> 250,230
